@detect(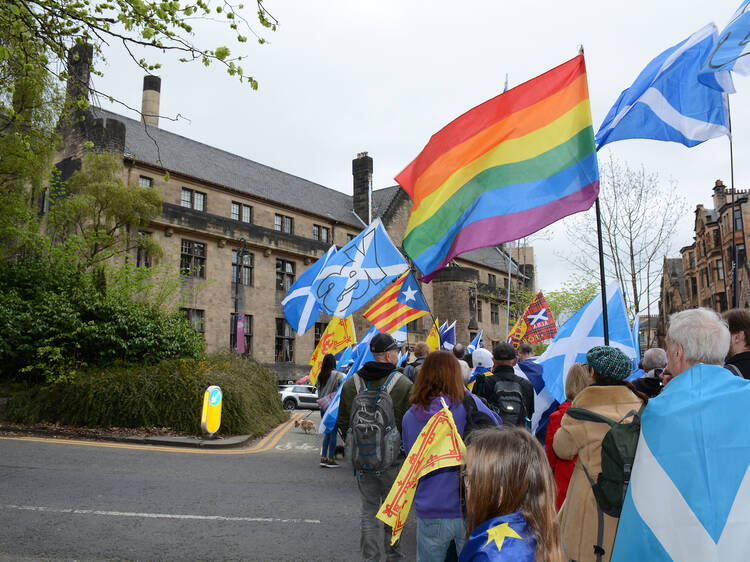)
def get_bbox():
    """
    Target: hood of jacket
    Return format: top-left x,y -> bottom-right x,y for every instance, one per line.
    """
357,361 -> 398,382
